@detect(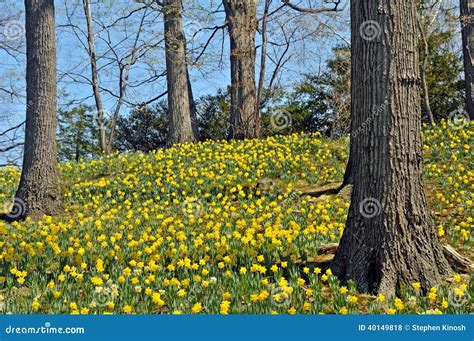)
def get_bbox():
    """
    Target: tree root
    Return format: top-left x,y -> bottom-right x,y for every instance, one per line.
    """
300,182 -> 352,198
297,243 -> 473,274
